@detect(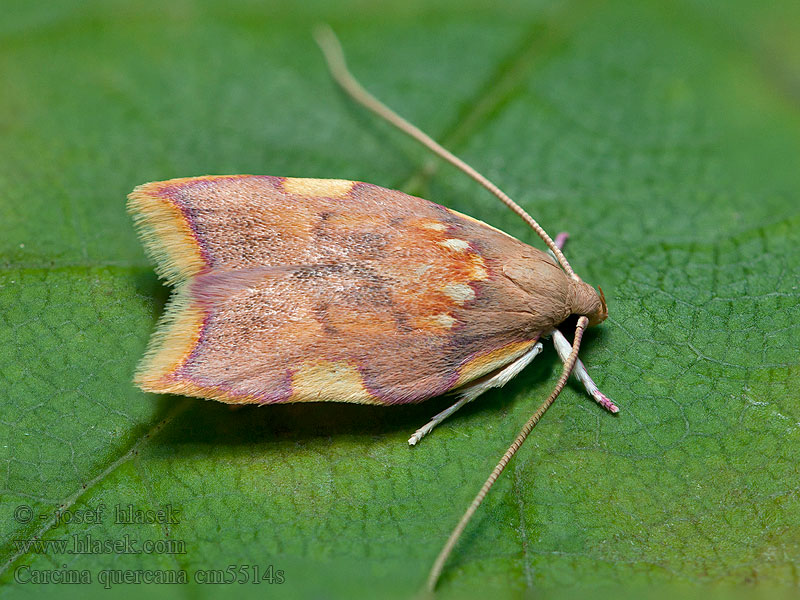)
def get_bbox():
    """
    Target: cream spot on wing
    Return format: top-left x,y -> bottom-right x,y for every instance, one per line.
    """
432,313 -> 456,328
291,360 -> 375,403
443,283 -> 475,305
438,238 -> 470,252
420,220 -> 447,231
470,263 -> 488,280
281,178 -> 355,198
415,264 -> 433,277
